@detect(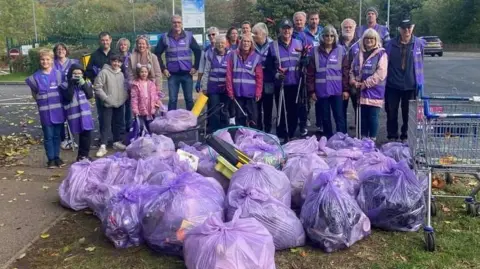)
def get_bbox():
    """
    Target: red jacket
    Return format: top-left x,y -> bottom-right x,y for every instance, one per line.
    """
226,49 -> 263,99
